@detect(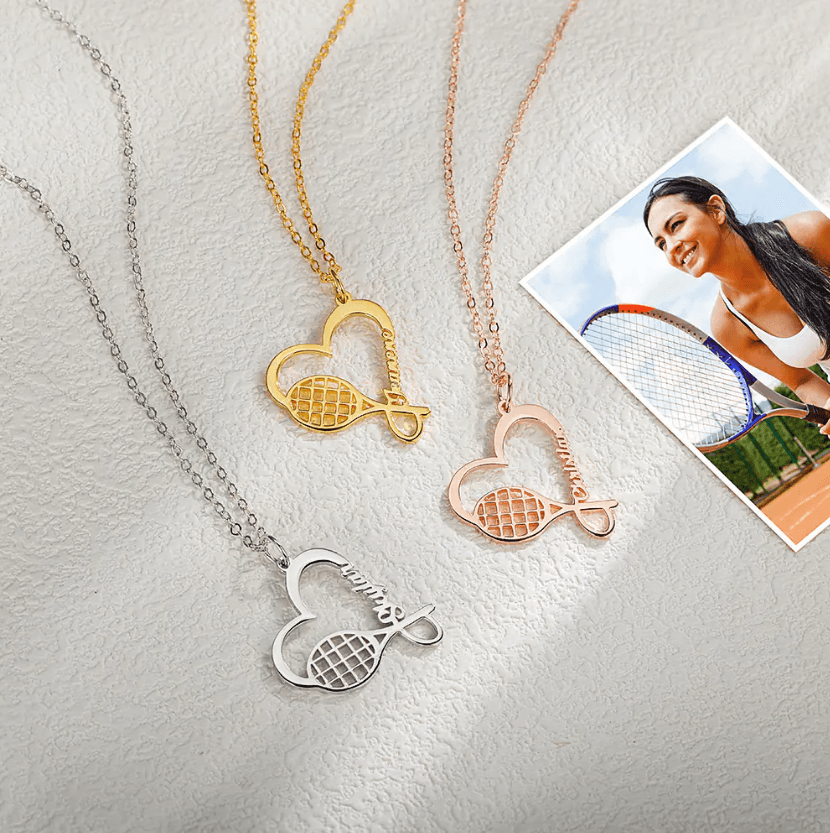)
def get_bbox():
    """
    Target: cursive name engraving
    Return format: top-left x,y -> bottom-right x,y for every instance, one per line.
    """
552,429 -> 590,501
380,328 -> 402,393
340,564 -> 405,625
